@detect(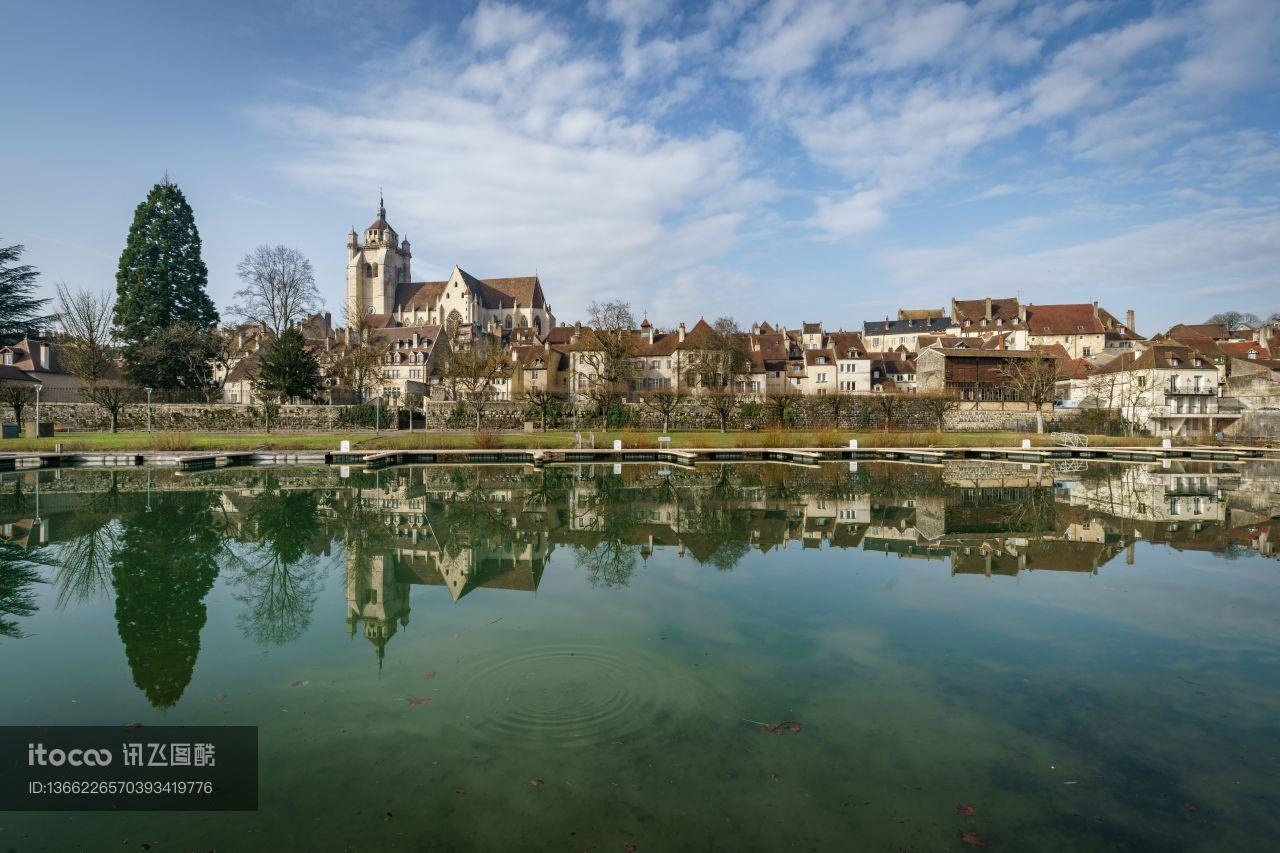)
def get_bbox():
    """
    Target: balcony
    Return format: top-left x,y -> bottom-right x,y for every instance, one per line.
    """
1166,382 -> 1214,395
